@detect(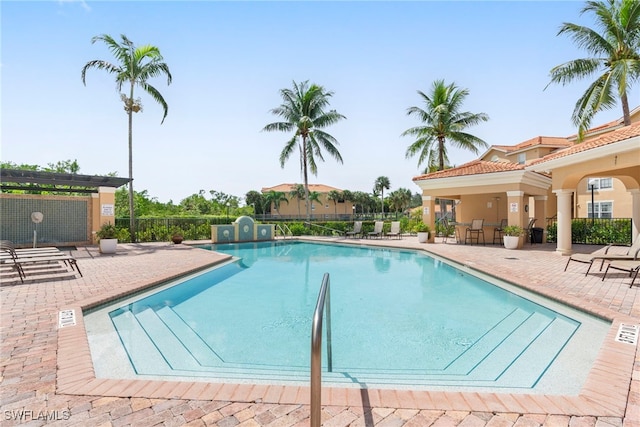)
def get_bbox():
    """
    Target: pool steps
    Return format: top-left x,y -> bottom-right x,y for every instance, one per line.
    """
111,304 -> 579,388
